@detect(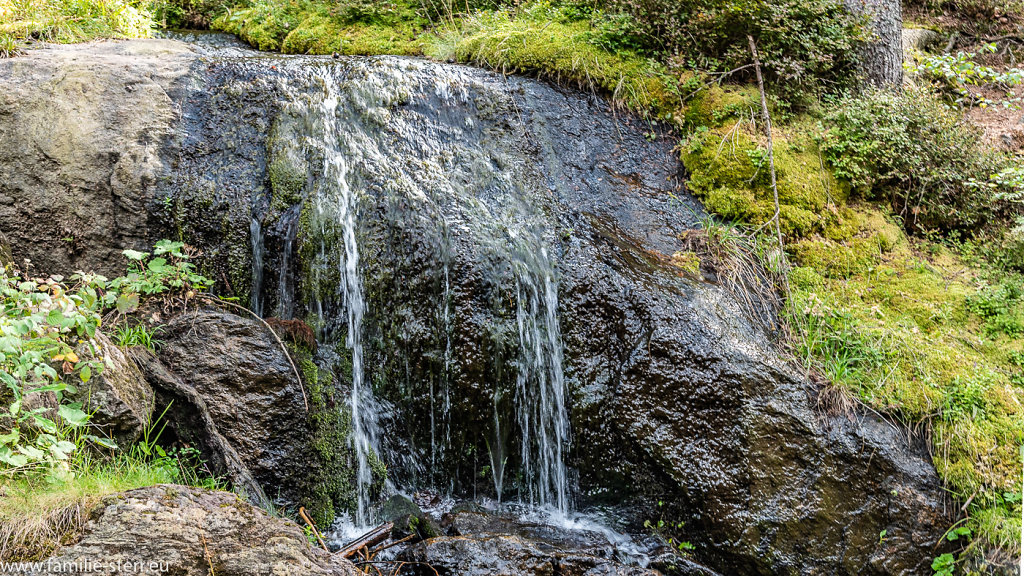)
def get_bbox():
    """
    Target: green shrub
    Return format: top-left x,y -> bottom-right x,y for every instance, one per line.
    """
820,87 -> 1010,234
0,240 -> 211,476
149,0 -> 230,28
592,0 -> 864,99
907,43 -> 1024,109
966,277 -> 1024,337
0,0 -> 153,50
